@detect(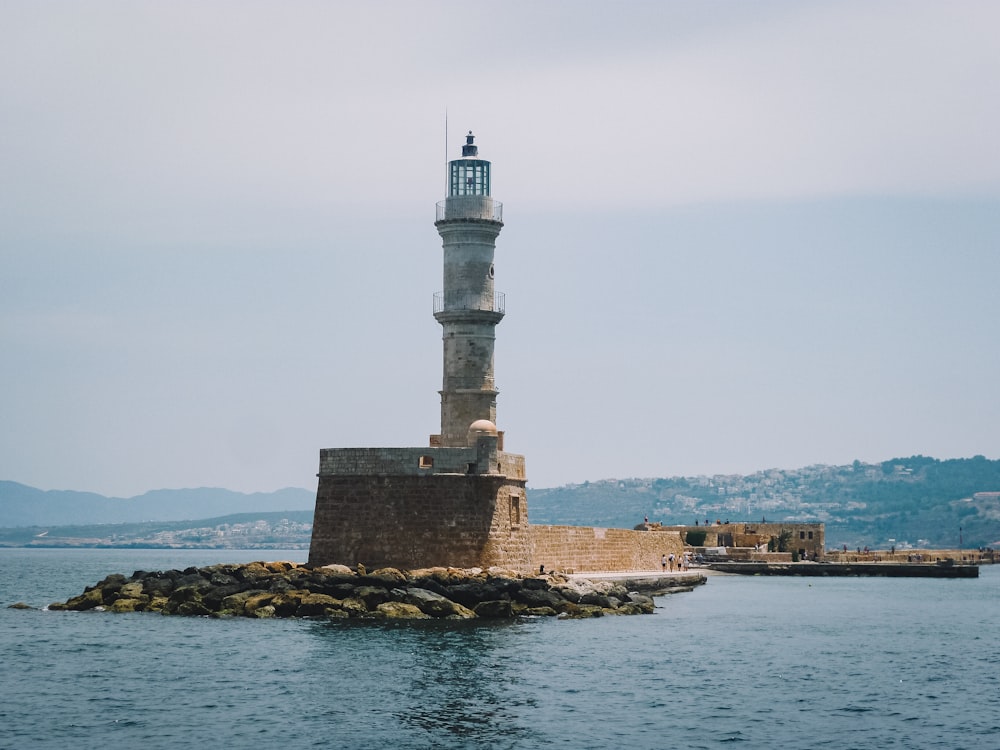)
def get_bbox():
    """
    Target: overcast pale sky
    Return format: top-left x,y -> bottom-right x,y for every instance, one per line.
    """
2,1 -> 998,498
